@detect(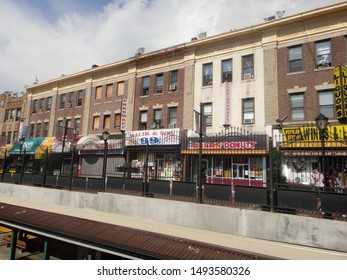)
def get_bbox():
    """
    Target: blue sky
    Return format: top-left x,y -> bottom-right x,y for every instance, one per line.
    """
0,0 -> 345,93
